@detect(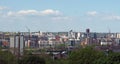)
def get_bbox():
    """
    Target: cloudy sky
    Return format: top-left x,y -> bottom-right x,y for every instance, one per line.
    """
0,0 -> 120,32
